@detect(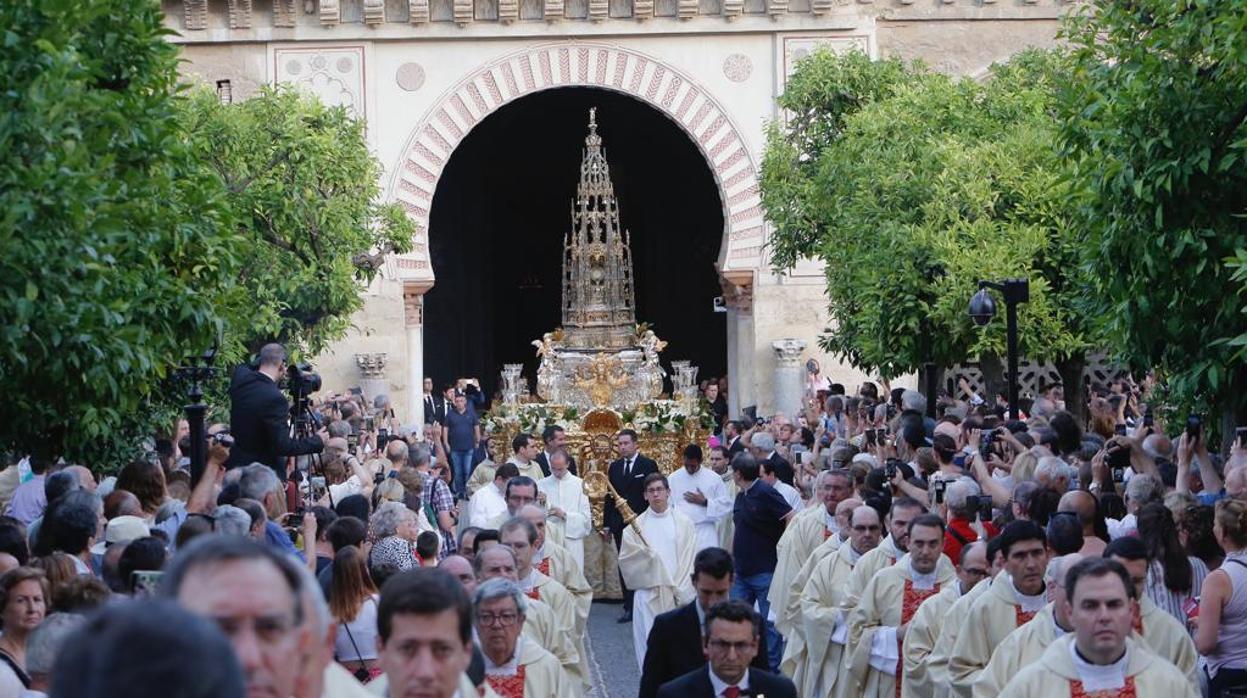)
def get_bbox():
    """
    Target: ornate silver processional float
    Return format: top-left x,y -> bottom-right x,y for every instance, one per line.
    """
486,109 -> 709,474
